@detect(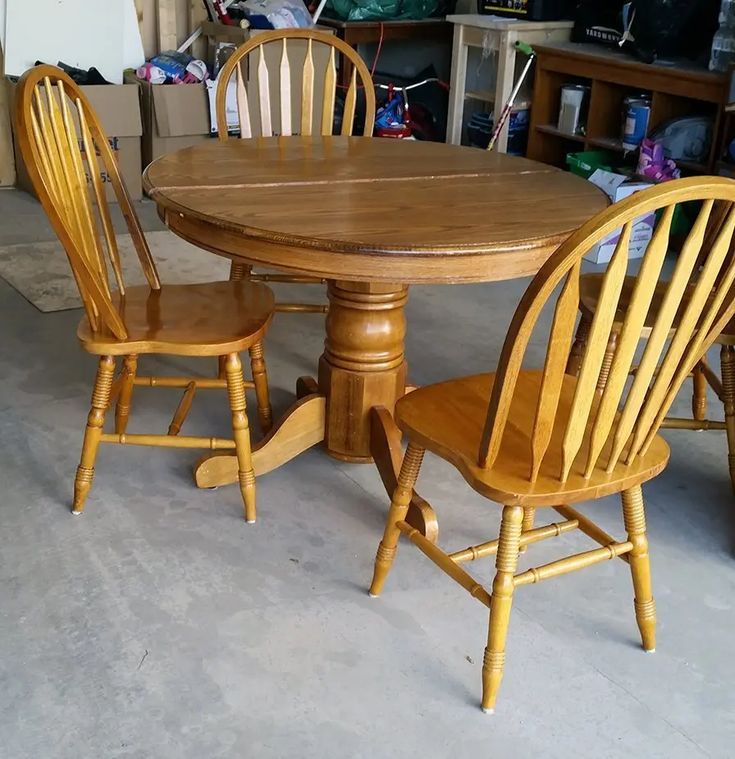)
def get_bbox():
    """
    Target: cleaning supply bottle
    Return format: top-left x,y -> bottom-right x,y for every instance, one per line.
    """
710,0 -> 735,71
